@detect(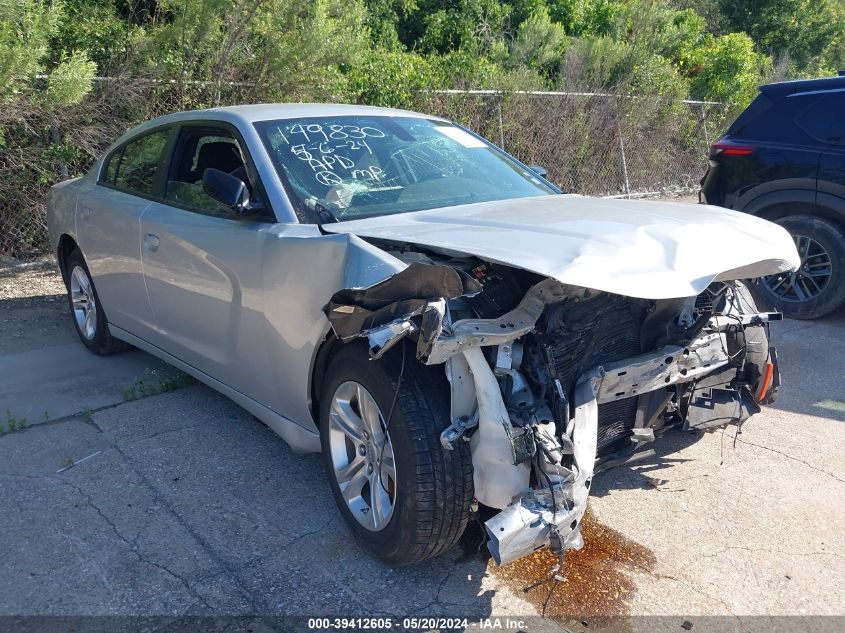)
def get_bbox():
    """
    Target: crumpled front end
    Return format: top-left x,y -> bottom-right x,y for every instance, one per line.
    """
323,256 -> 782,567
